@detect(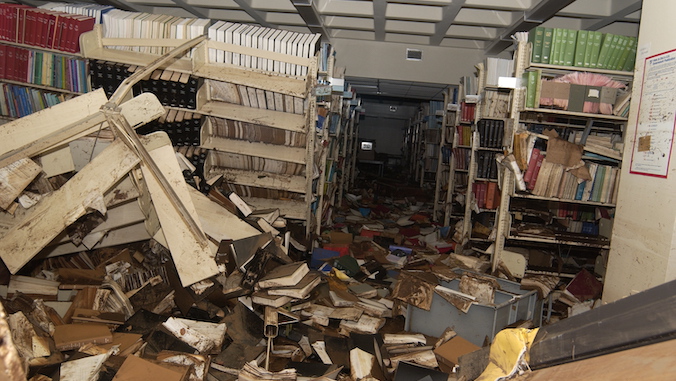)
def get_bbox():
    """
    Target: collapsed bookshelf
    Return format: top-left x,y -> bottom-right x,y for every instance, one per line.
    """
76,22 -> 326,238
